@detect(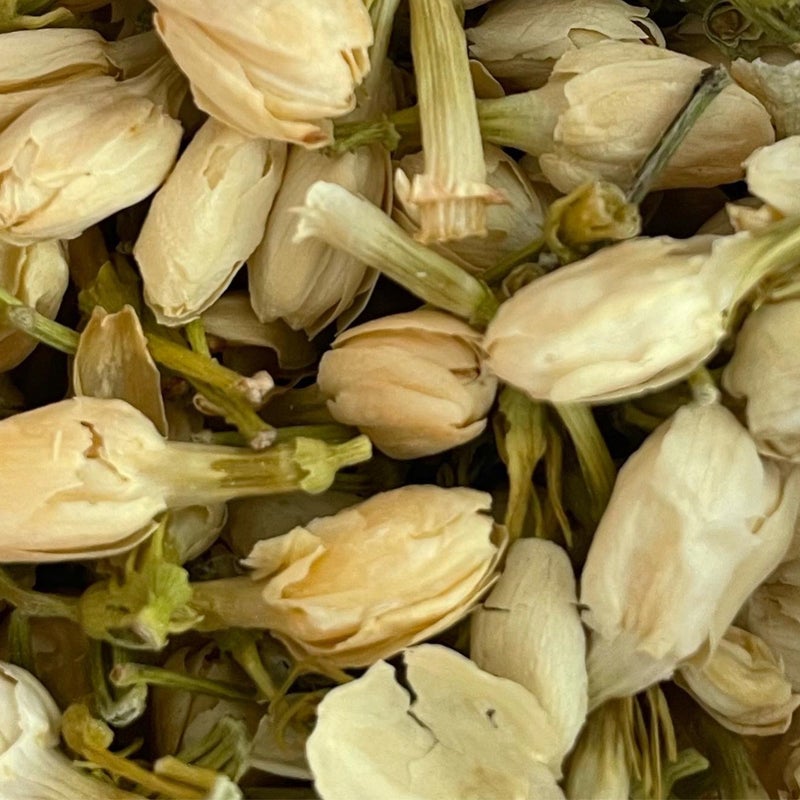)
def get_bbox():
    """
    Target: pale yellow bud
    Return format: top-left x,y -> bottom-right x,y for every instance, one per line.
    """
485,223 -> 800,404
744,137 -> 800,217
135,119 -> 286,326
581,402 -> 800,706
306,645 -> 566,800
724,300 -> 800,461
0,396 -> 371,561
0,28 -> 119,130
744,558 -> 800,691
0,662 -> 141,799
249,144 -> 389,337
318,309 -> 498,459
0,239 -> 68,372
394,145 -> 547,273
471,539 -> 587,776
677,626 -> 800,736
151,0 -> 373,146
73,305 -> 168,435
0,78 -> 182,245
194,486 -> 505,668
732,57 -> 800,139
467,0 -> 664,91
